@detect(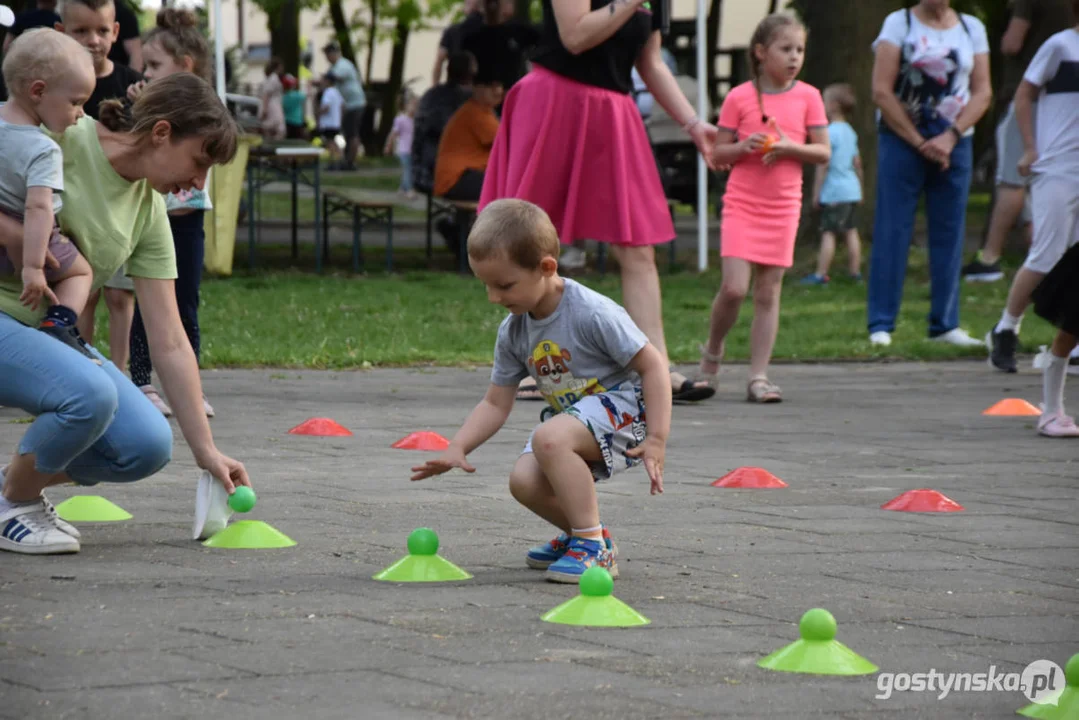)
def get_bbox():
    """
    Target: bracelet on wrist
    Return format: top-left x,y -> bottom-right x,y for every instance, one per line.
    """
682,116 -> 701,134
948,125 -> 963,142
